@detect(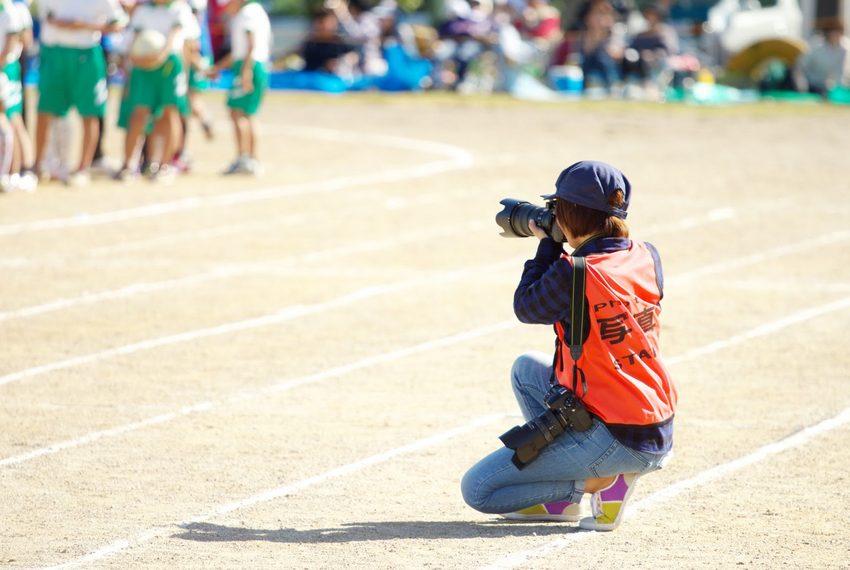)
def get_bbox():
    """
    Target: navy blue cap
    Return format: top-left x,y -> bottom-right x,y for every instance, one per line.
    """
542,161 -> 631,219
